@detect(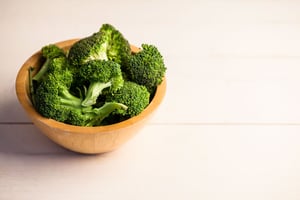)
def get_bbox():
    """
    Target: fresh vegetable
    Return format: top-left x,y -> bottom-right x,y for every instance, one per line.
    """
66,102 -> 128,127
32,44 -> 65,83
125,44 -> 166,94
78,59 -> 124,107
33,65 -> 127,126
68,23 -> 130,66
30,23 -> 166,126
34,68 -> 83,122
106,81 -> 150,118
